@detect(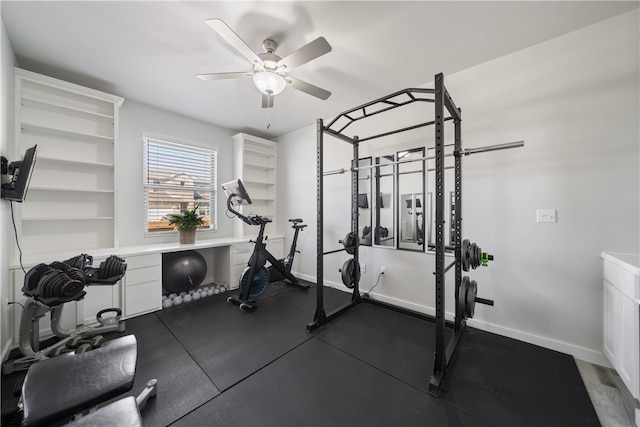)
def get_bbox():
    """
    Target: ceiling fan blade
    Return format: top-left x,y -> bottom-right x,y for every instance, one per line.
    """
277,37 -> 332,70
206,19 -> 263,66
197,72 -> 252,81
286,76 -> 331,100
262,93 -> 274,108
